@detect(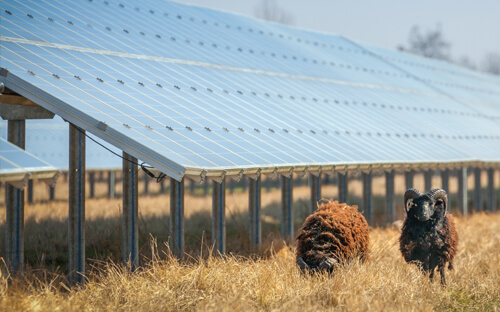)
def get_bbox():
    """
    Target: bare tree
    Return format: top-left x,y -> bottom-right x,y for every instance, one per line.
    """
254,0 -> 294,25
481,53 -> 500,75
399,24 -> 451,60
457,56 -> 477,70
